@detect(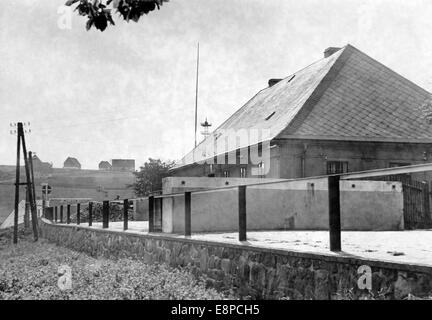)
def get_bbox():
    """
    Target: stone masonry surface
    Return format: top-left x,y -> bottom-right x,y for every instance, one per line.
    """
40,219 -> 432,299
